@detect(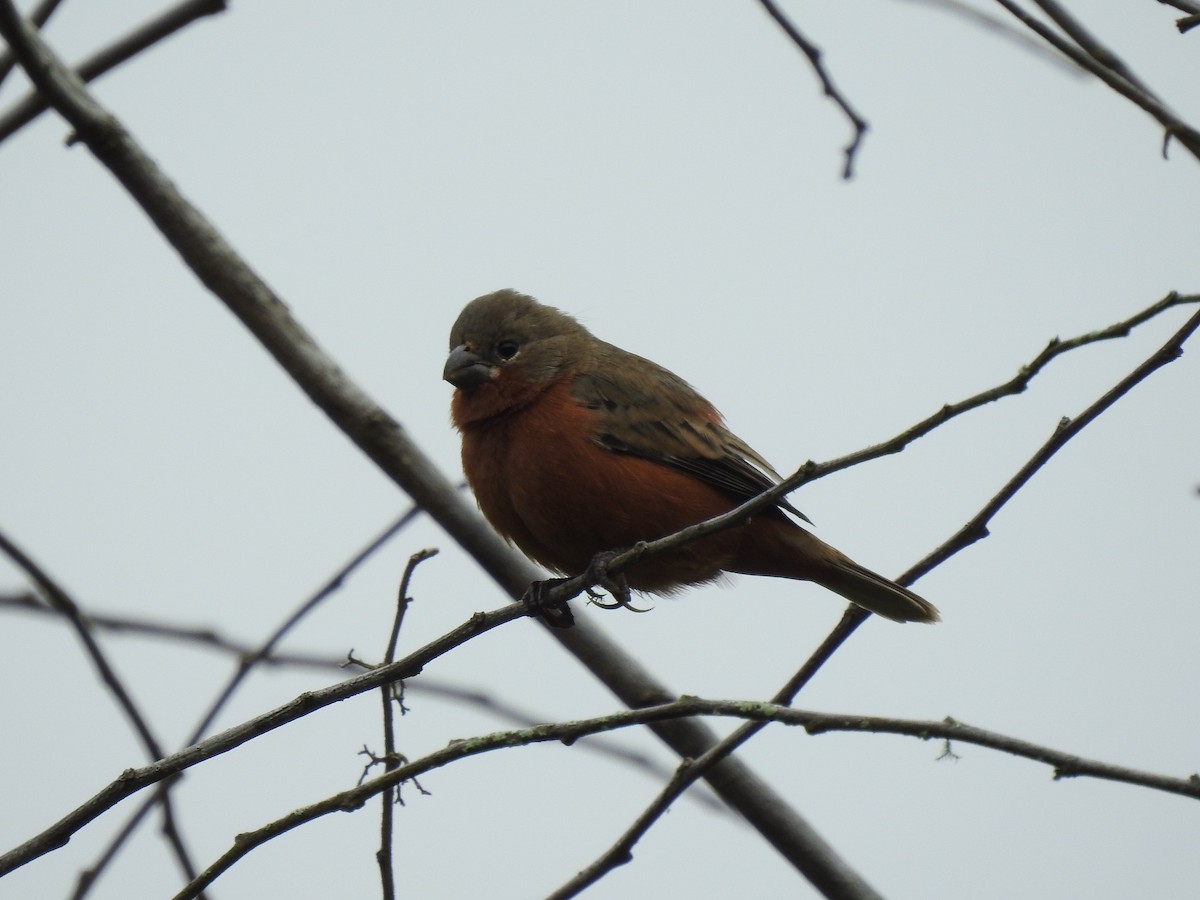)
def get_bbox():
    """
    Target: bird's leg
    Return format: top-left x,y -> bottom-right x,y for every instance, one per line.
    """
521,549 -> 650,627
583,550 -> 652,614
520,578 -> 576,629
